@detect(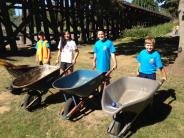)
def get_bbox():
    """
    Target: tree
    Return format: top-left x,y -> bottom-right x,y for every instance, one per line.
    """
132,0 -> 159,12
157,0 -> 179,17
178,0 -> 184,51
